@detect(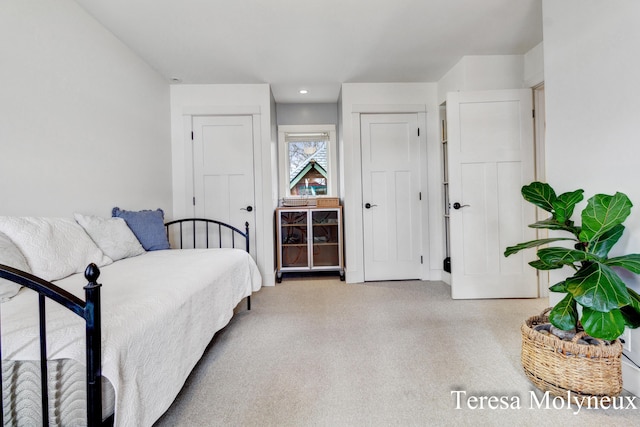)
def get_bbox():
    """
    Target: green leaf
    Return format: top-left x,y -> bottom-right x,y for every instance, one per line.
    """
553,190 -> 584,224
566,263 -> 631,312
504,237 -> 576,257
605,254 -> 640,274
549,281 -> 567,292
549,294 -> 578,331
621,306 -> 640,329
621,288 -> 640,328
528,217 -> 581,235
590,224 -> 624,258
529,259 -> 563,270
579,192 -> 632,244
521,182 -> 556,213
581,307 -> 626,340
537,247 -> 596,268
